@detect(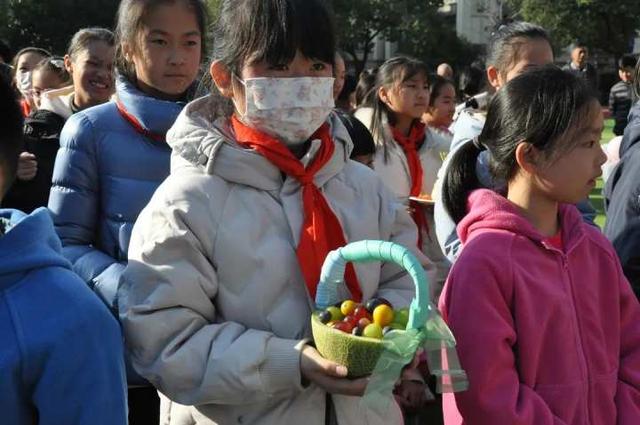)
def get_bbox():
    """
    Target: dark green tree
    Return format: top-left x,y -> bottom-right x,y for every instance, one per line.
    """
332,0 -> 479,76
0,0 -> 119,55
507,0 -> 640,58
393,3 -> 480,71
